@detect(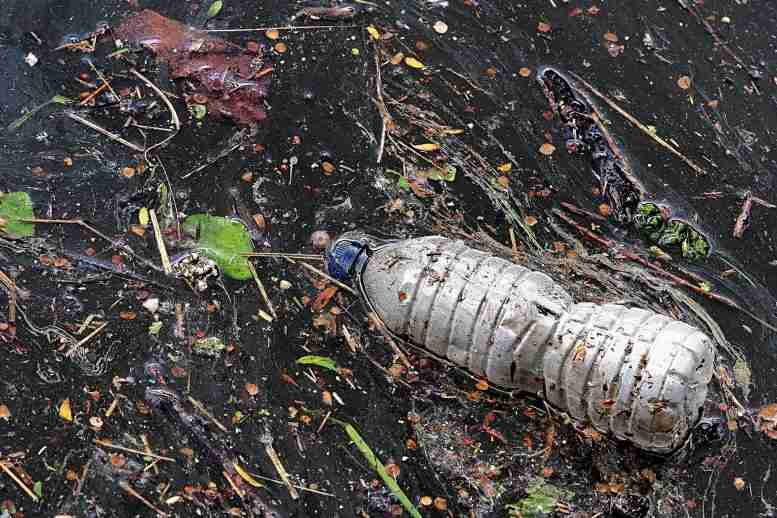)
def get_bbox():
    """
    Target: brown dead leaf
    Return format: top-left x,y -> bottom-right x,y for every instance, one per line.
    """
0,404 -> 10,420
603,31 -> 619,43
537,21 -> 551,33
677,75 -> 692,90
312,286 -> 338,312
539,142 -> 556,156
518,67 -> 531,77
59,399 -> 73,422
